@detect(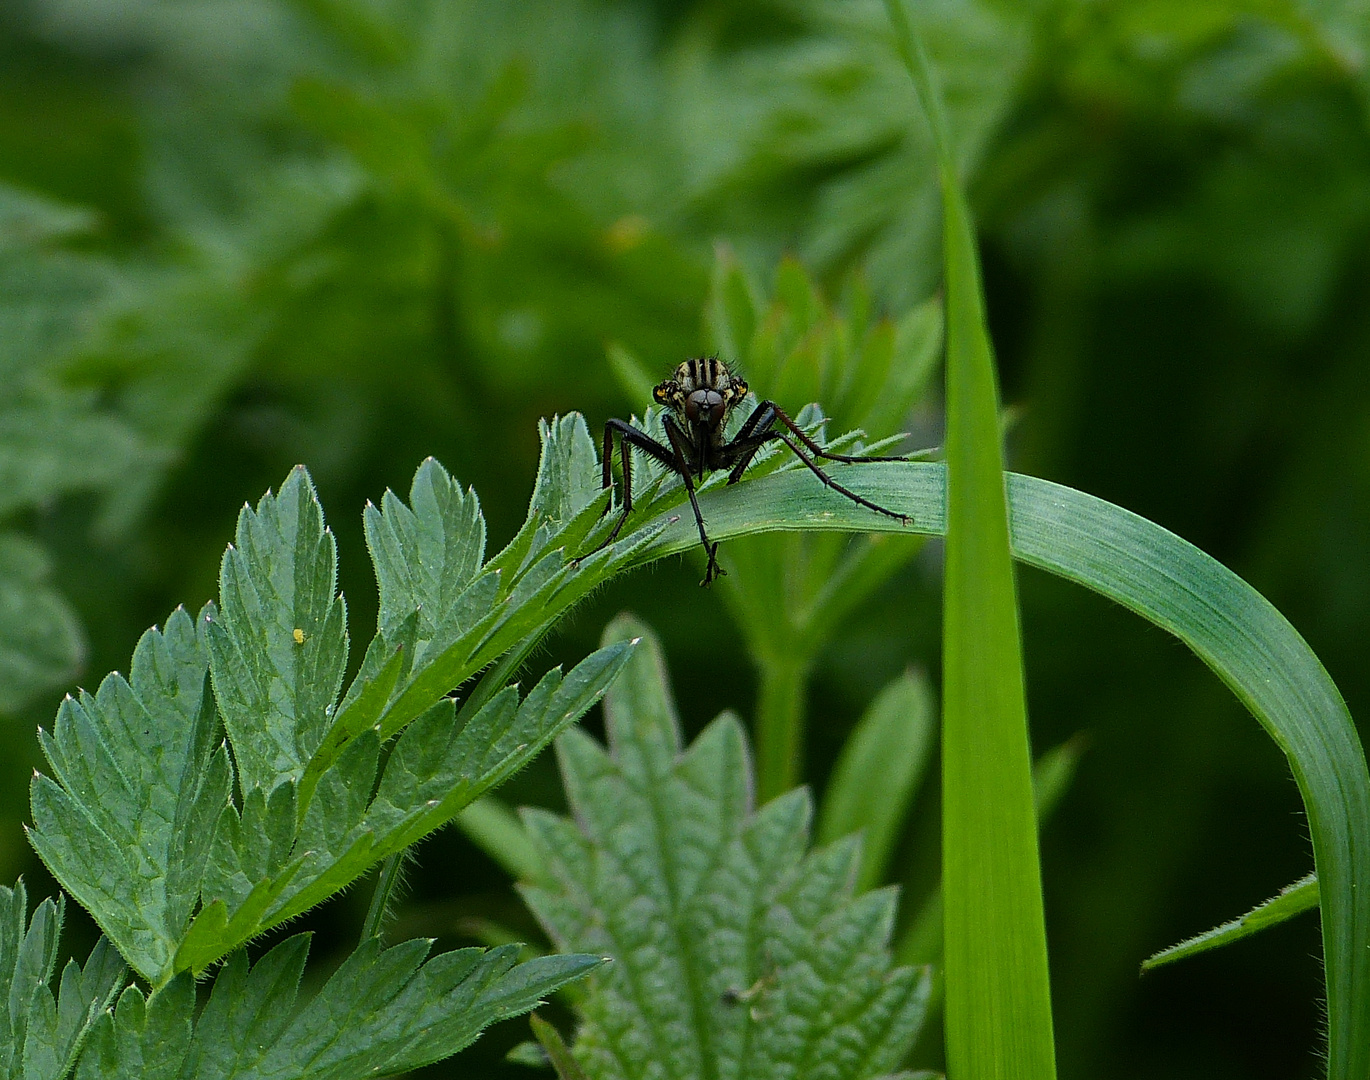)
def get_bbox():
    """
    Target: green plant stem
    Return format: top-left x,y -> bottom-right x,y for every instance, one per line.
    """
361,853 -> 405,942
755,653 -> 812,804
